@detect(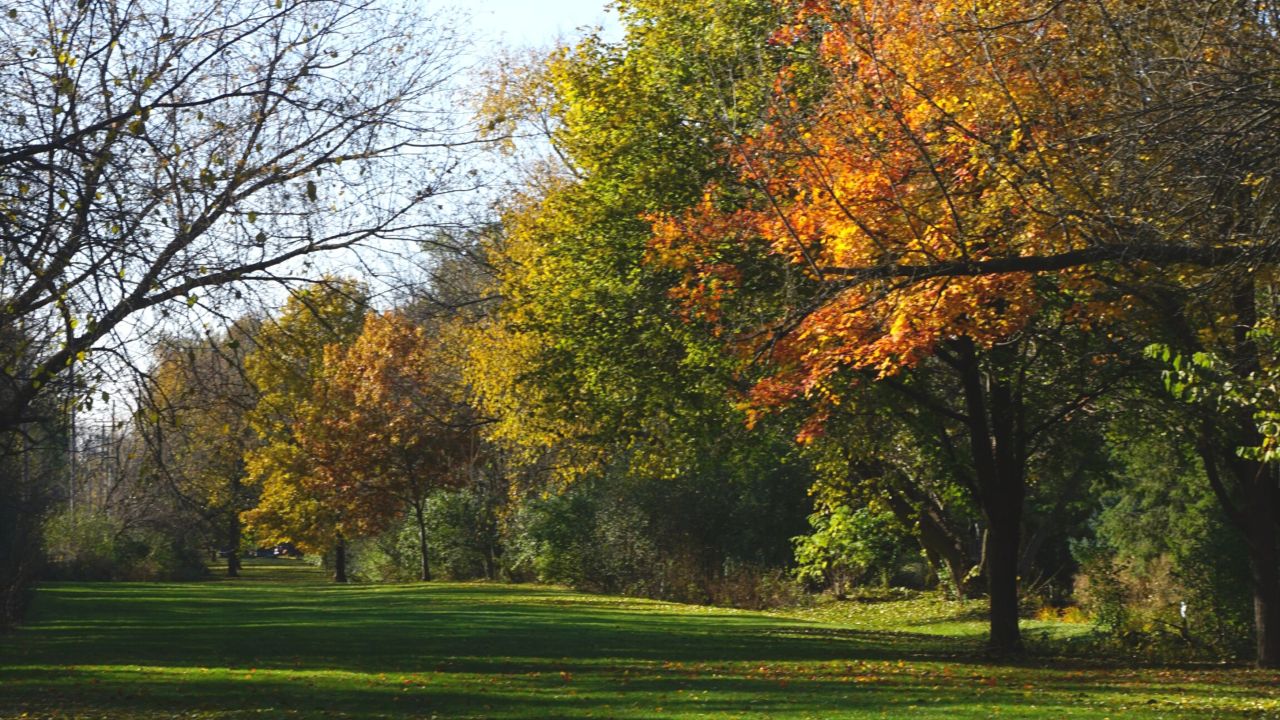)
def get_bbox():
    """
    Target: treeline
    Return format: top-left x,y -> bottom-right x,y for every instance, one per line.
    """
455,0 -> 1279,666
4,0 -> 1280,672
